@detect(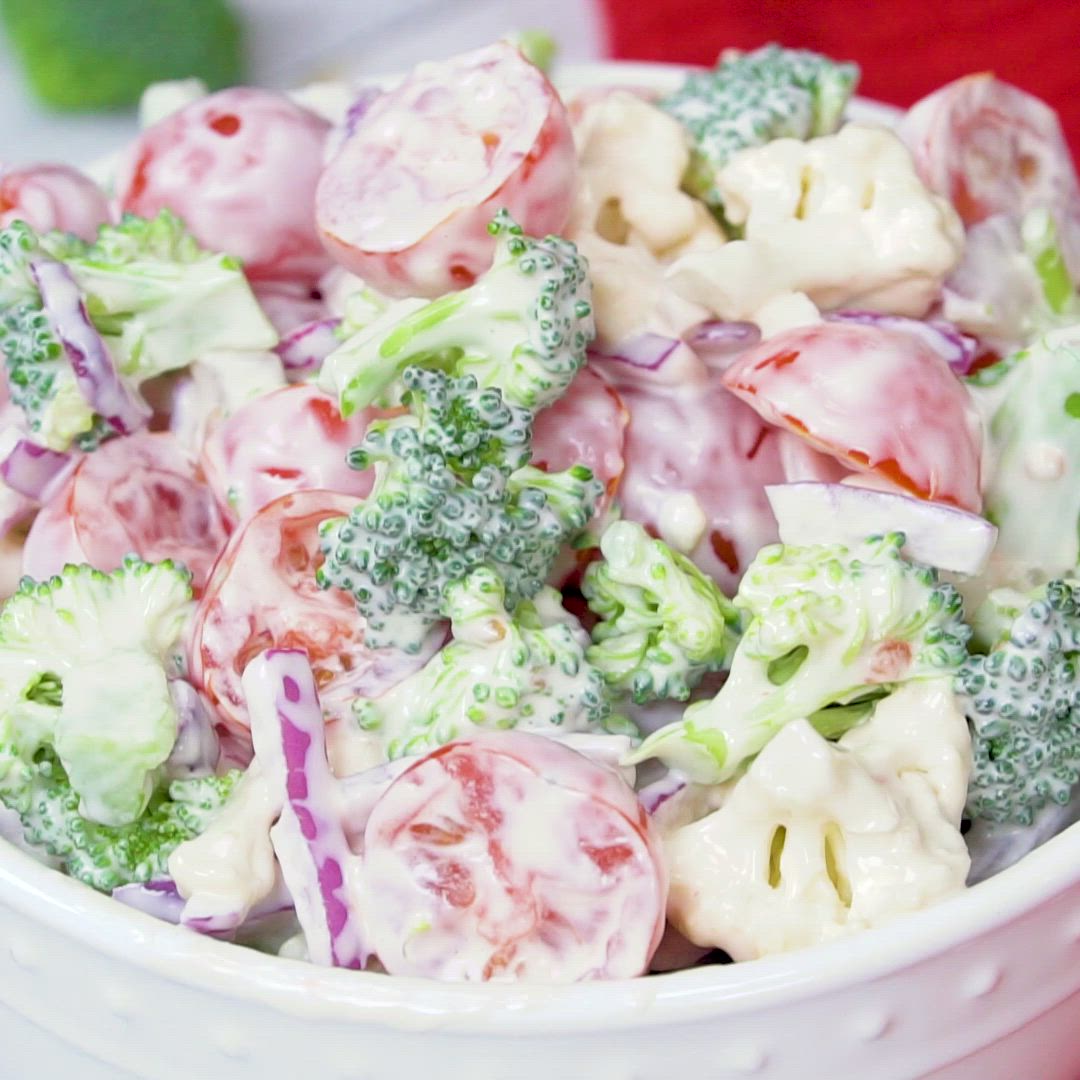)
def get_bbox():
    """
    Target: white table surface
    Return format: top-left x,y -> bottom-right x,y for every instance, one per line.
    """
0,0 -> 604,165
